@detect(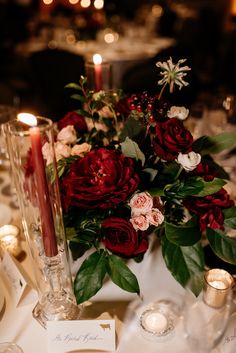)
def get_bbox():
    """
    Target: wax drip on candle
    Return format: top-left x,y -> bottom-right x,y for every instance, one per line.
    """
17,113 -> 58,257
93,53 -> 103,92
